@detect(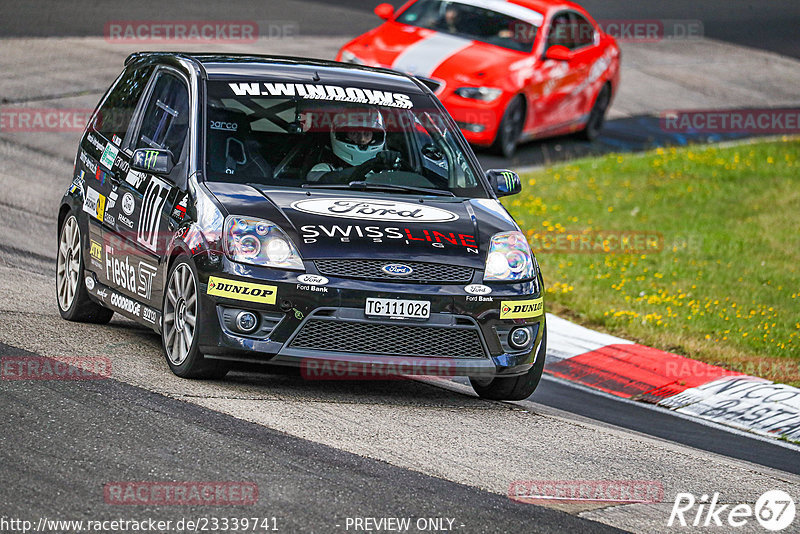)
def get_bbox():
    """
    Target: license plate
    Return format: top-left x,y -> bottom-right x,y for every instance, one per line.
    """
365,297 -> 430,319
